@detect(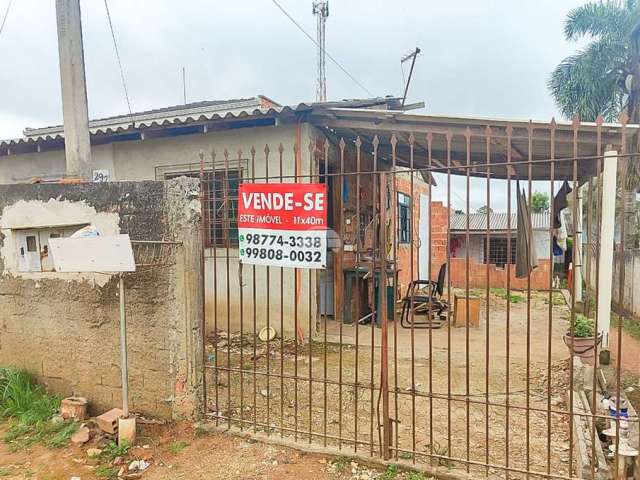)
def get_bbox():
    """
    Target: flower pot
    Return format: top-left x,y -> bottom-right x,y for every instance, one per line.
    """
563,332 -> 602,360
